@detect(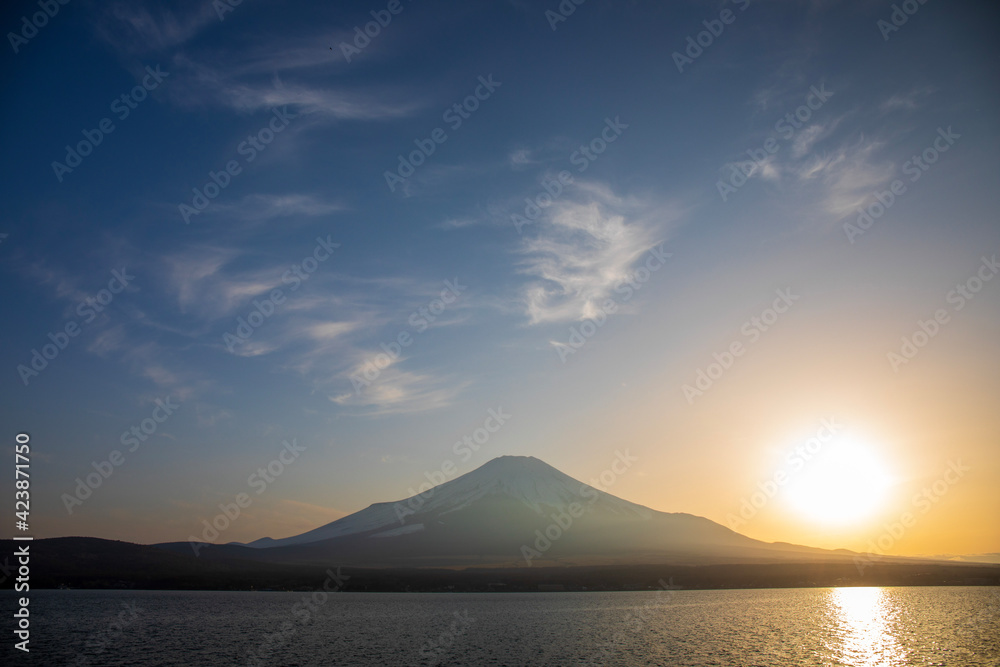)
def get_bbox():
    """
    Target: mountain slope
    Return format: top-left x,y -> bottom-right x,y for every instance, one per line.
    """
228,456 -> 848,567
249,456 -> 650,548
